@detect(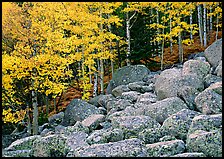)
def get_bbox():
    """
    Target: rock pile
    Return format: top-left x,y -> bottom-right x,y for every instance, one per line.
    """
2,39 -> 222,157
